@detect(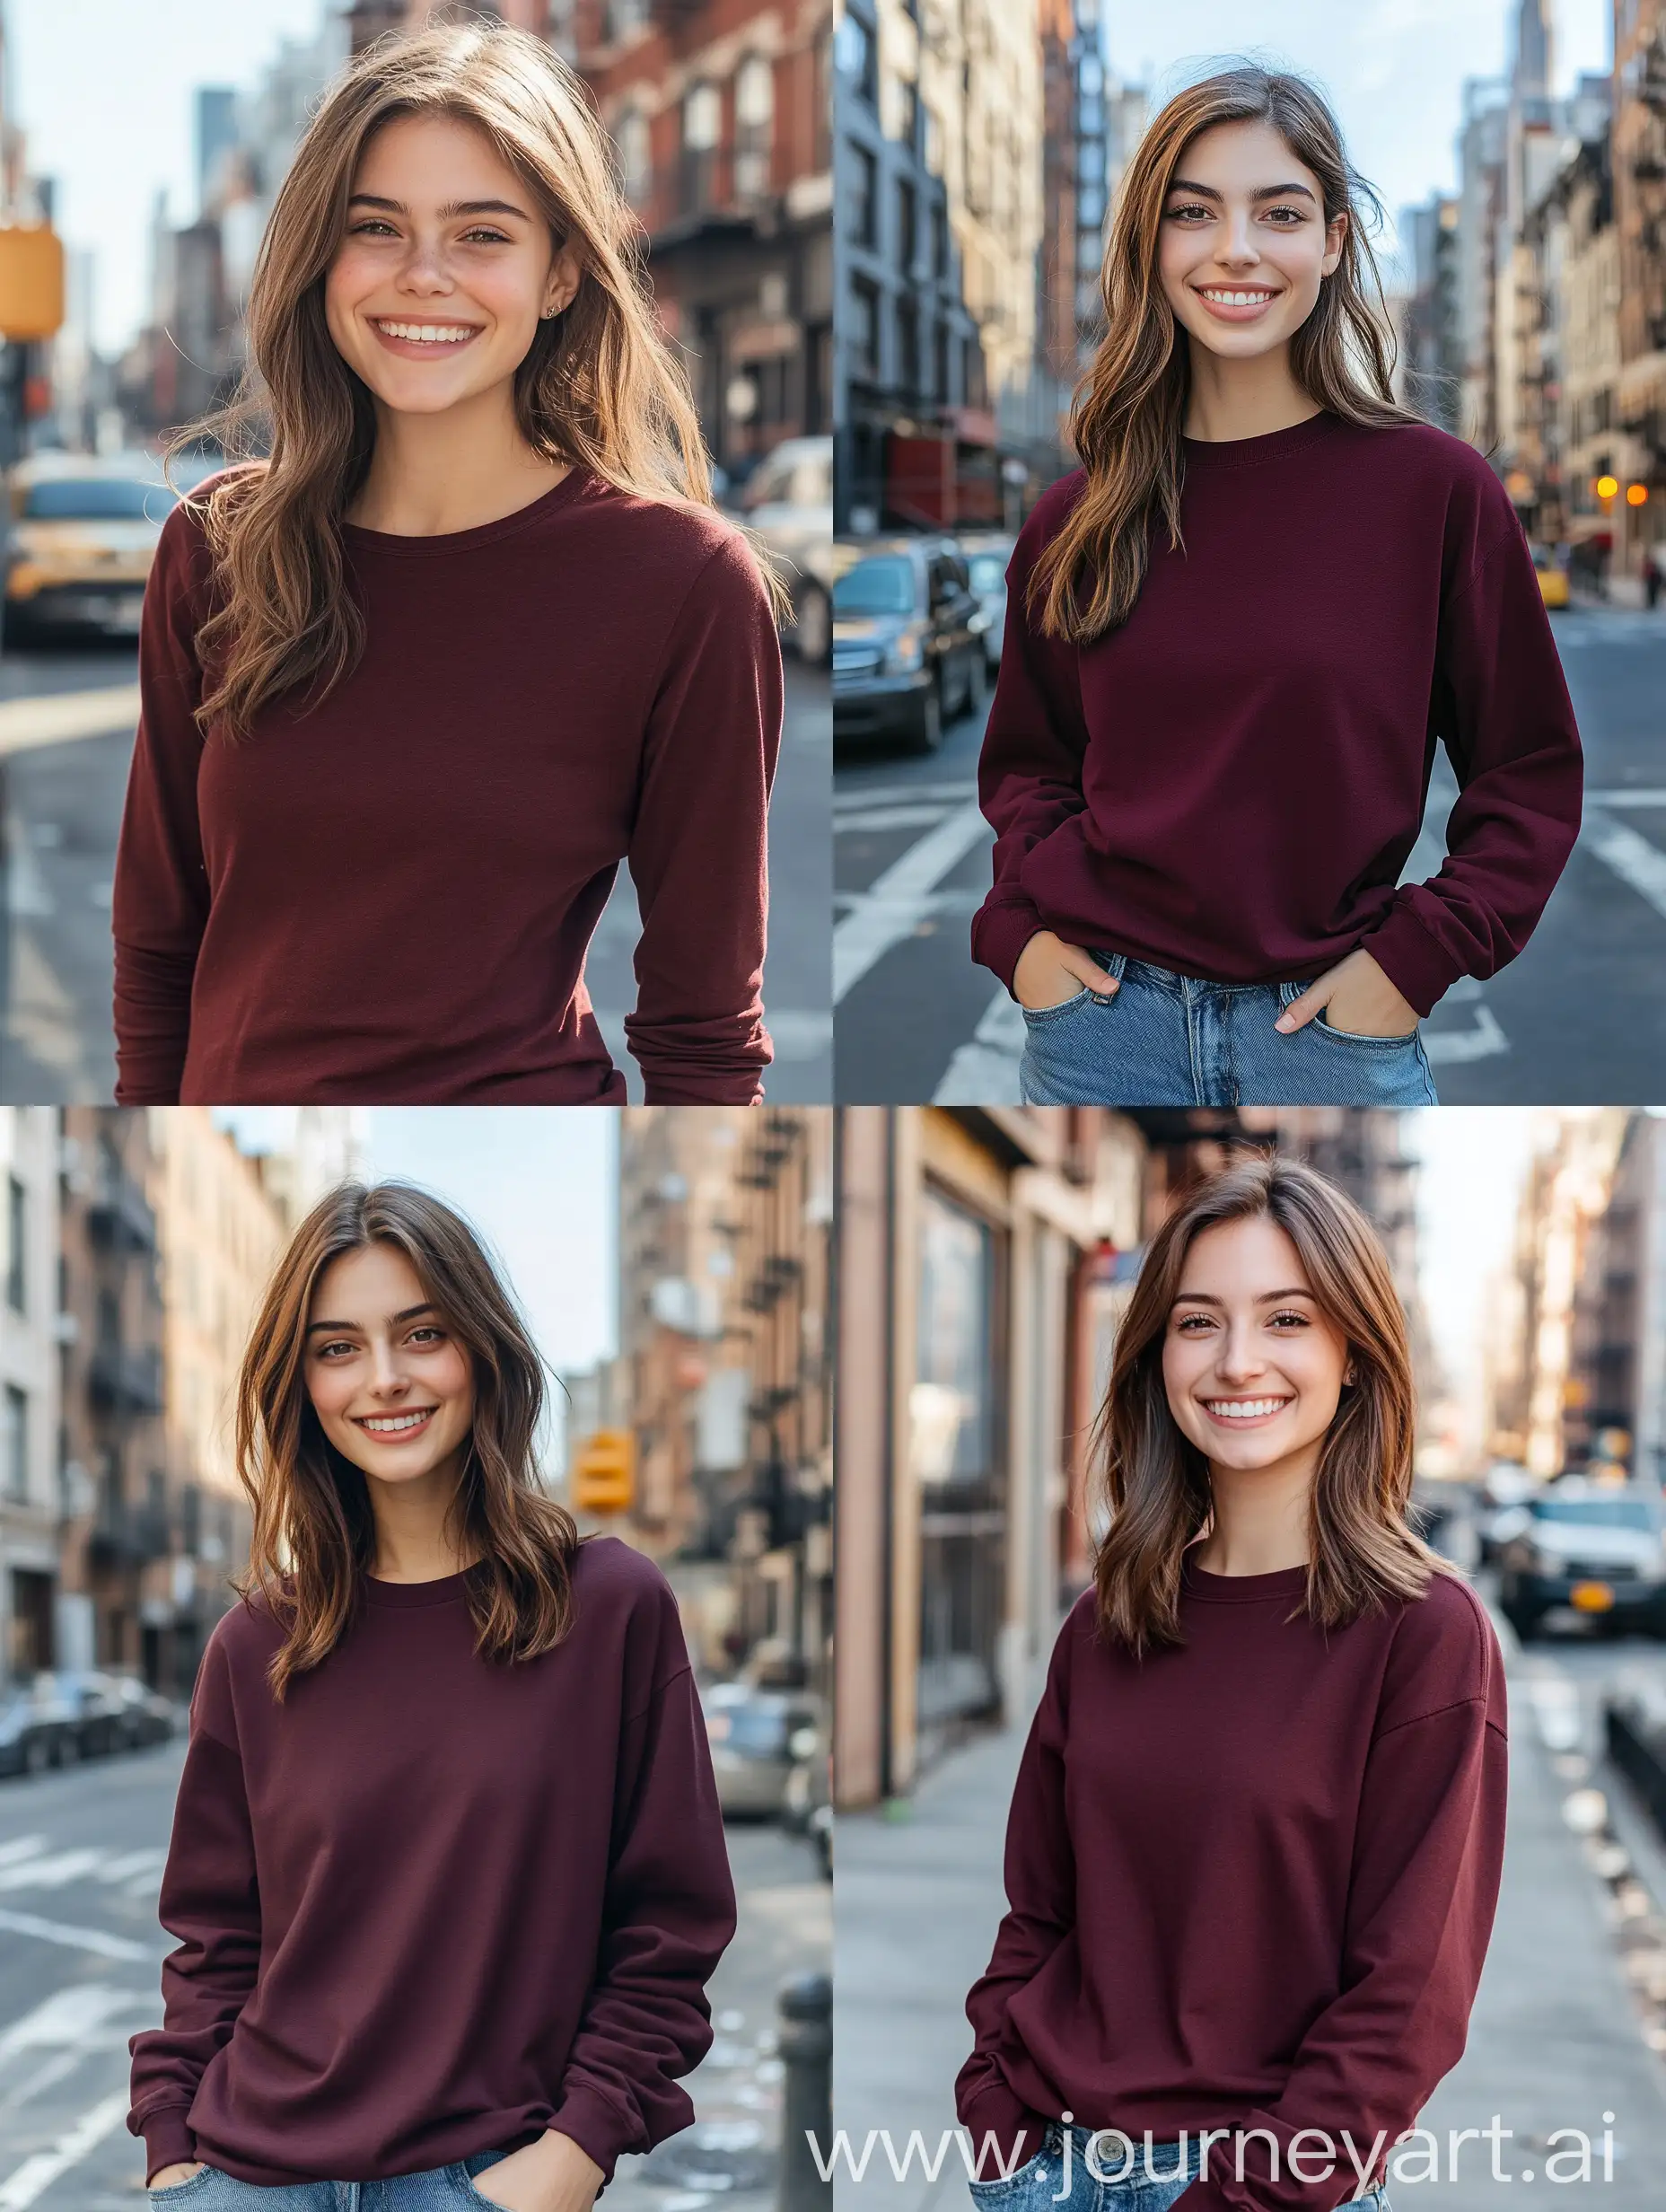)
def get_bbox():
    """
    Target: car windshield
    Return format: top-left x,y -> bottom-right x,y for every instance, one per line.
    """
22,478 -> 178,522
966,554 -> 1006,591
706,1698 -> 790,1754
1533,1496 -> 1657,1530
834,557 -> 915,616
